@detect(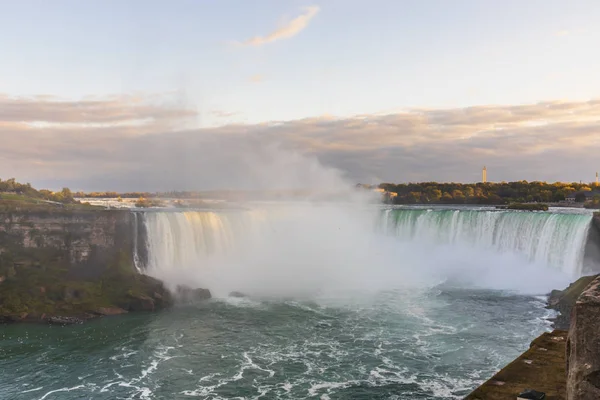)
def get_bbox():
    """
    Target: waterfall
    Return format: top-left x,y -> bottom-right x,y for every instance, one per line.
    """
132,212 -> 143,273
141,210 -> 269,284
137,206 -> 595,295
380,208 -> 592,275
